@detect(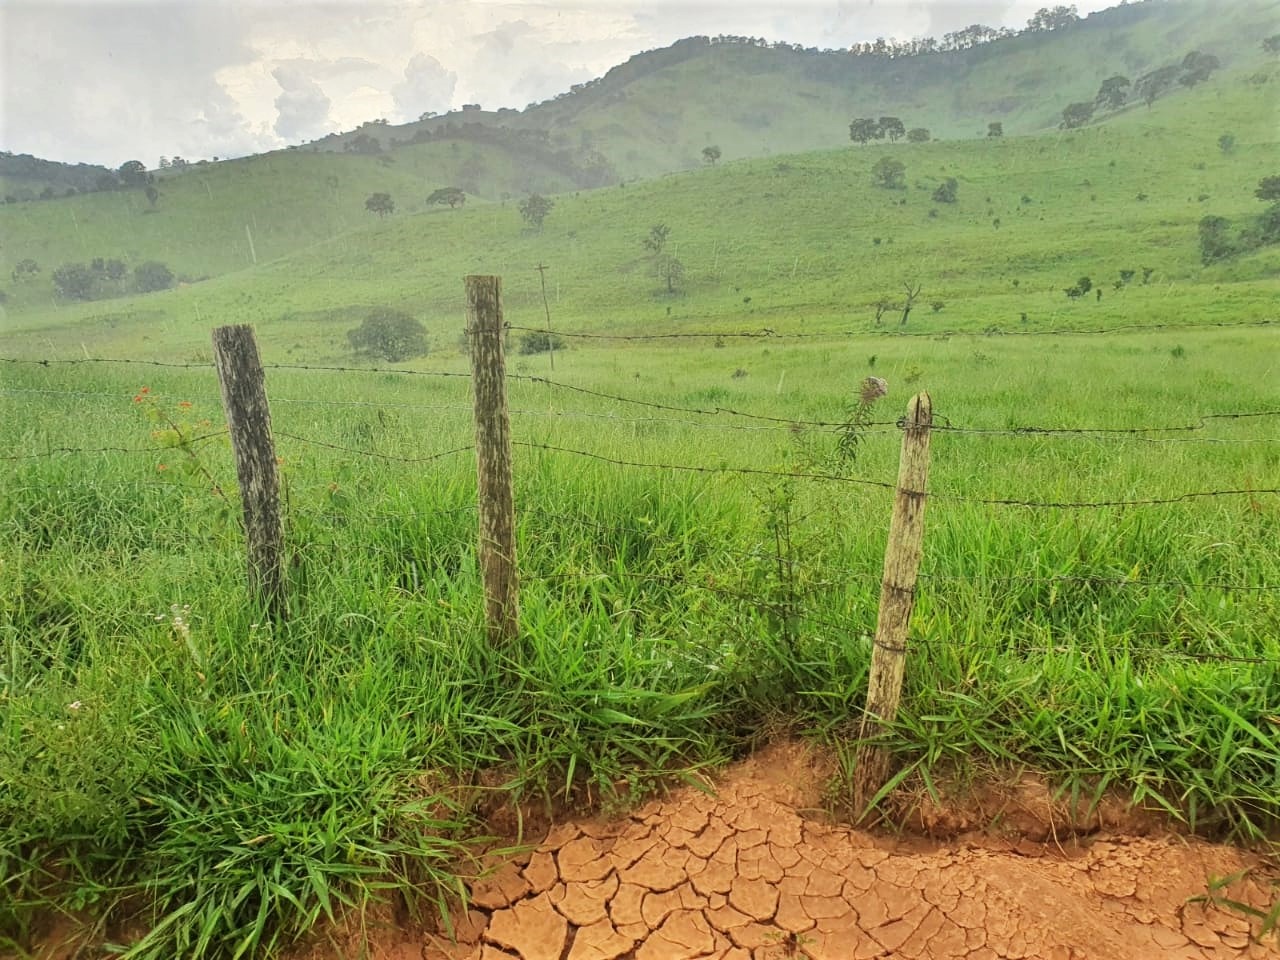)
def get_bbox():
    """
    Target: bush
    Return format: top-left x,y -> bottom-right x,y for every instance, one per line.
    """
51,263 -> 98,301
348,308 -> 428,362
932,177 -> 958,203
134,261 -> 175,293
518,331 -> 565,355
